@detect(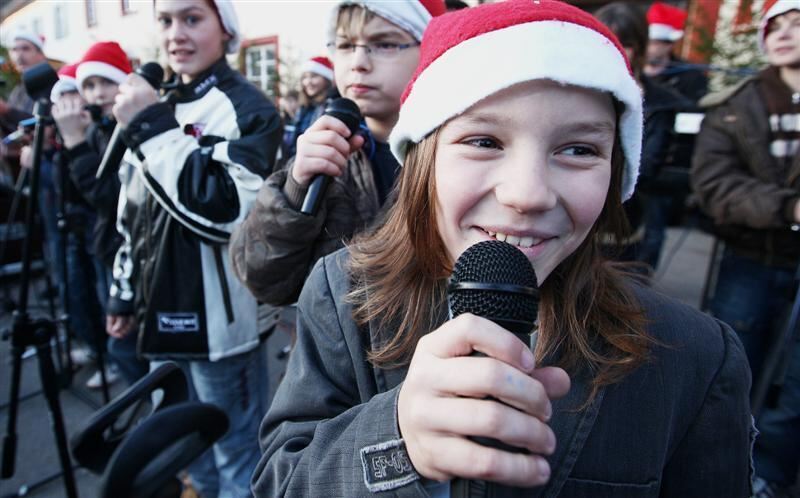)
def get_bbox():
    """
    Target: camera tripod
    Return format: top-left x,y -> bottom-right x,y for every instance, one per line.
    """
1,95 -> 78,497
